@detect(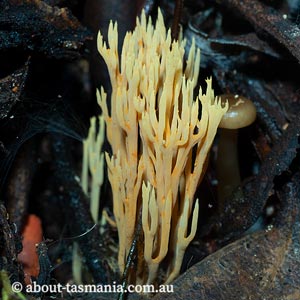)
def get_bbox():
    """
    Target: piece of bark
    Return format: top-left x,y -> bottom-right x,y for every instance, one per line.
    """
6,139 -> 38,231
0,62 -> 28,119
0,203 -> 24,285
